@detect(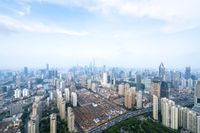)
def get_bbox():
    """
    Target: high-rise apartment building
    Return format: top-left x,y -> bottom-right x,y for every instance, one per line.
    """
50,113 -> 57,133
153,95 -> 158,120
150,80 -> 160,98
67,107 -> 75,132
